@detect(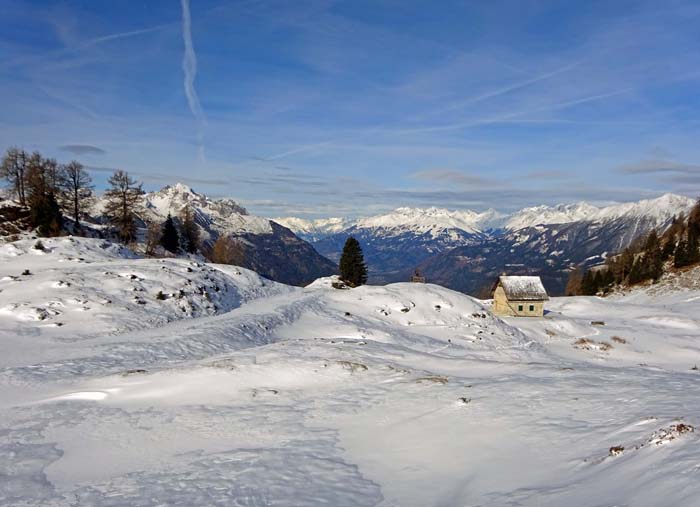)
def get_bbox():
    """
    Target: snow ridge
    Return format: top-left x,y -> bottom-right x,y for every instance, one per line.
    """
278,193 -> 695,237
